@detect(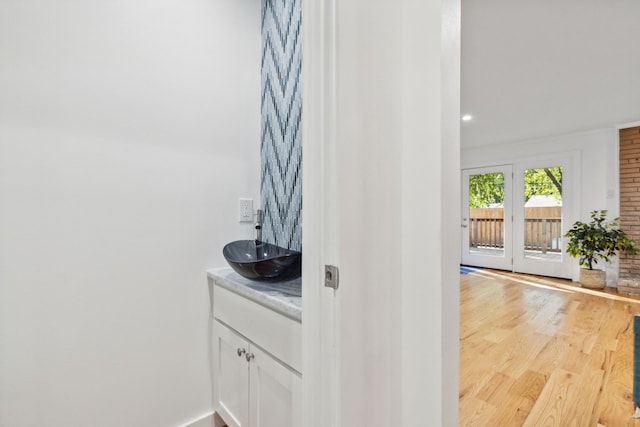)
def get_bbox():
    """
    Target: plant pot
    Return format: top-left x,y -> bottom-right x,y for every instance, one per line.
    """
580,269 -> 606,289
